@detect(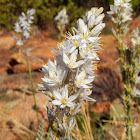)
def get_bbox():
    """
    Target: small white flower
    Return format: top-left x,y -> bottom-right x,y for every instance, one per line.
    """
54,39 -> 77,56
131,28 -> 140,46
63,49 -> 86,69
74,19 -> 105,43
28,18 -> 34,24
79,43 -> 100,60
27,9 -> 36,15
78,88 -> 96,102
59,116 -> 76,138
52,86 -> 79,108
21,20 -> 31,31
19,15 -> 26,23
23,30 -> 30,38
55,8 -> 68,22
75,70 -> 95,88
41,59 -> 67,88
21,12 -> 26,17
55,8 -> 68,31
14,22 -> 22,33
77,18 -> 88,35
16,39 -> 23,46
70,101 -> 83,116
133,87 -> 140,97
81,60 -> 96,75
